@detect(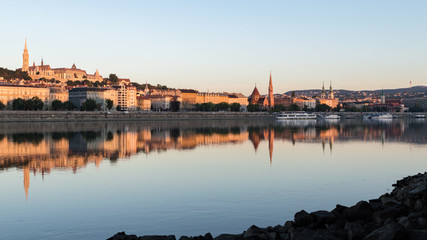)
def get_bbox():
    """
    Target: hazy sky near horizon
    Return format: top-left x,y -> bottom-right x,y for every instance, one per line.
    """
1,0 -> 426,95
